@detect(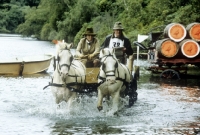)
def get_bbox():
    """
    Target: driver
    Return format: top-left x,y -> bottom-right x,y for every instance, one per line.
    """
101,22 -> 134,73
101,22 -> 137,107
75,27 -> 100,67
